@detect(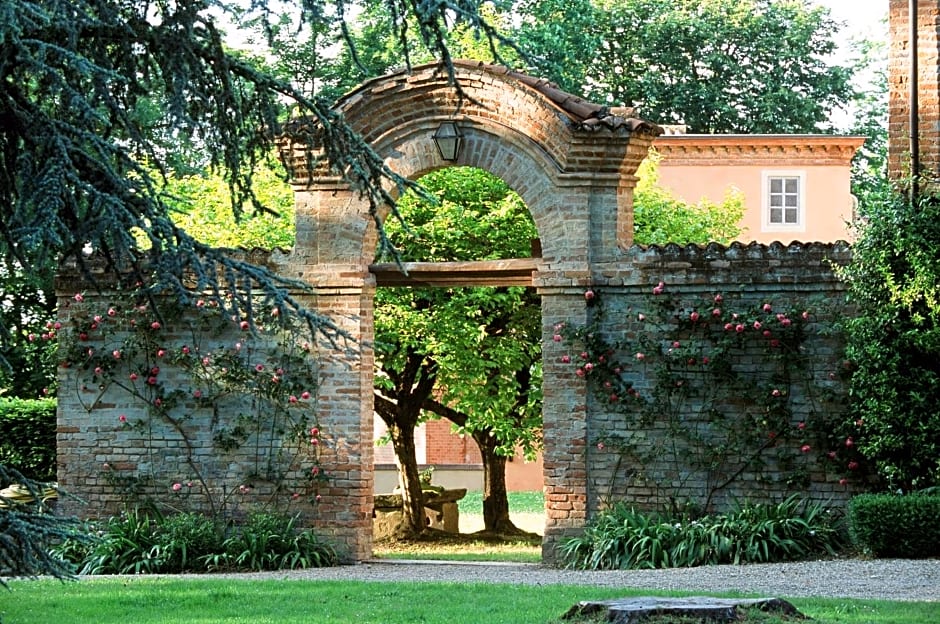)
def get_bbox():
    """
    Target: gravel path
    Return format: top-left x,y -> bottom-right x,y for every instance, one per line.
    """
194,558 -> 940,602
